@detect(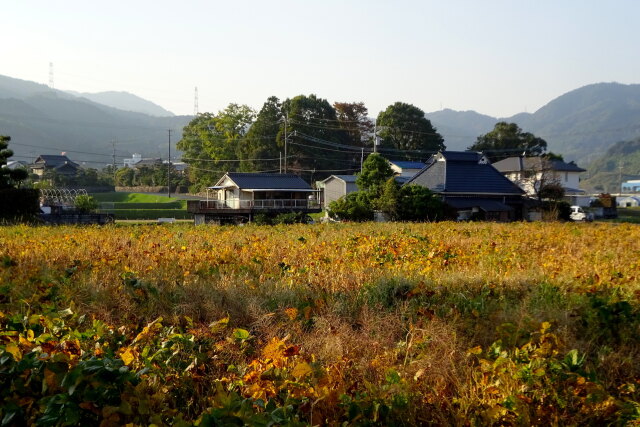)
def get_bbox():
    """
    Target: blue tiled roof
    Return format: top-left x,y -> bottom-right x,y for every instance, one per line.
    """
390,160 -> 425,169
407,151 -> 524,195
226,173 -> 312,190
